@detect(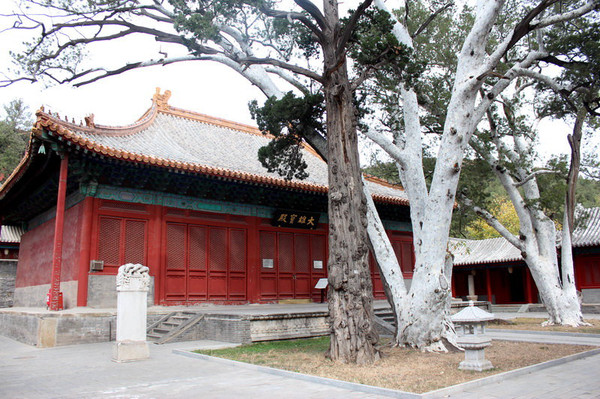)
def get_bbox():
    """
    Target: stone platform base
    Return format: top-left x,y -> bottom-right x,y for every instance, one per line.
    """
112,341 -> 150,362
0,305 -> 335,347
